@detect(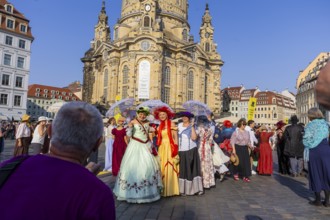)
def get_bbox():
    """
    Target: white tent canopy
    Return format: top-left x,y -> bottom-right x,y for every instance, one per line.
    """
0,113 -> 10,121
215,115 -> 240,124
48,101 -> 66,114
